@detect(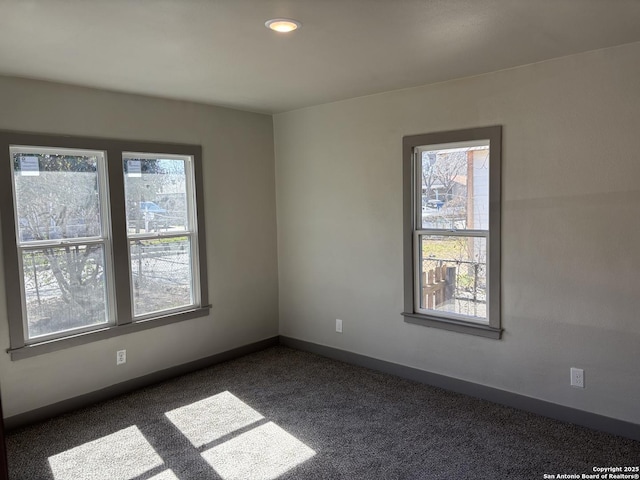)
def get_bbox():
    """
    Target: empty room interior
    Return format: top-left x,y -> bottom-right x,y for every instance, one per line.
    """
0,1 -> 639,479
